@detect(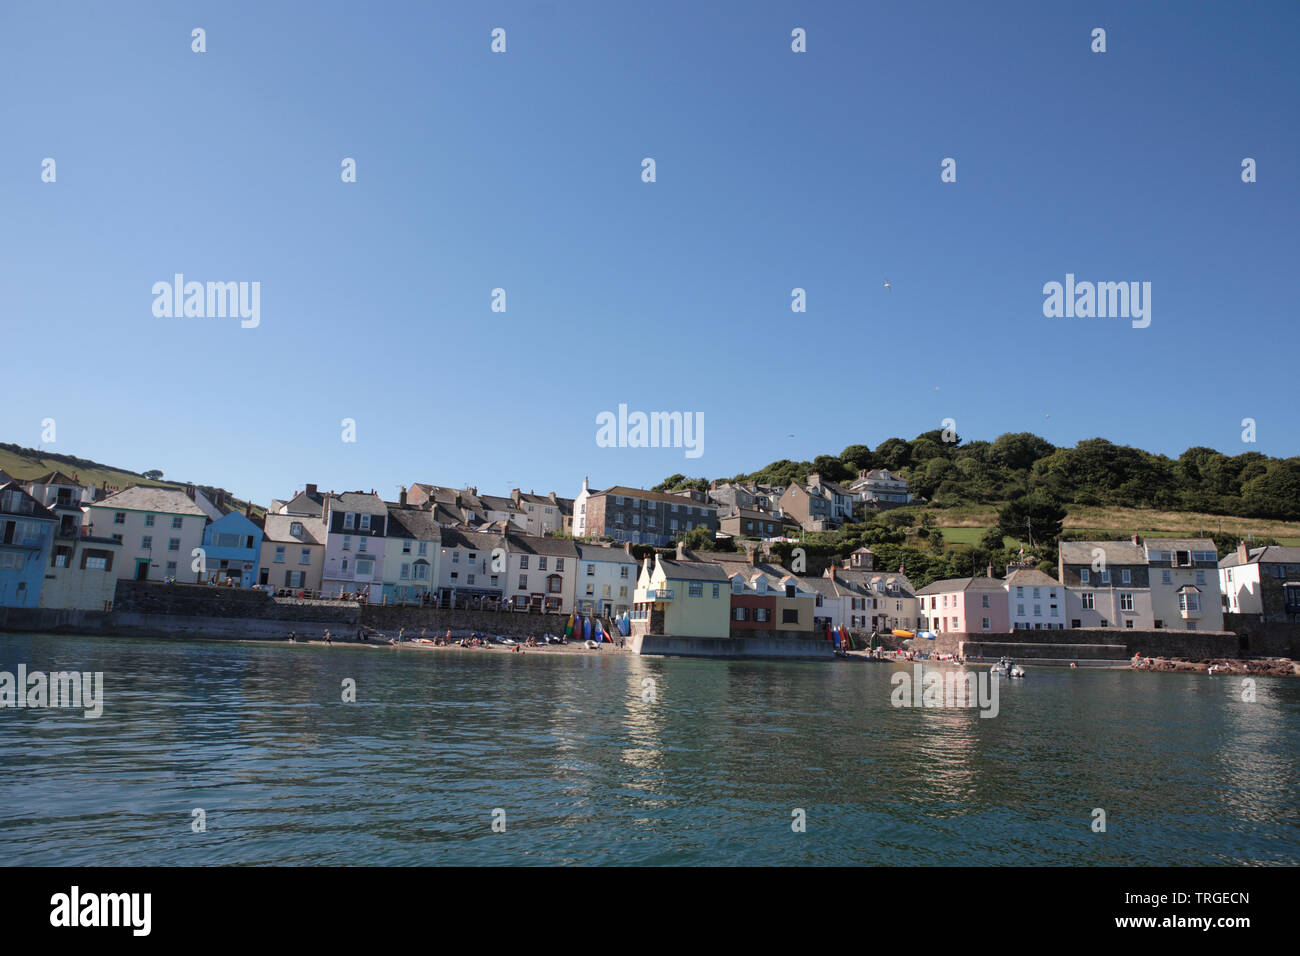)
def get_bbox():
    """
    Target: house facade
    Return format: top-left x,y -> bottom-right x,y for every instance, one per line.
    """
84,486 -> 208,583
321,492 -> 389,600
0,482 -> 56,608
199,508 -> 263,587
1058,540 -> 1152,629
1143,538 -> 1224,631
382,504 -> 442,604
916,576 -> 1009,634
259,513 -> 326,593
1220,543 -> 1300,623
574,542 -> 638,616
631,555 -> 731,639
578,484 -> 718,546
1005,568 -> 1067,630
501,534 -> 579,613
850,468 -> 911,505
